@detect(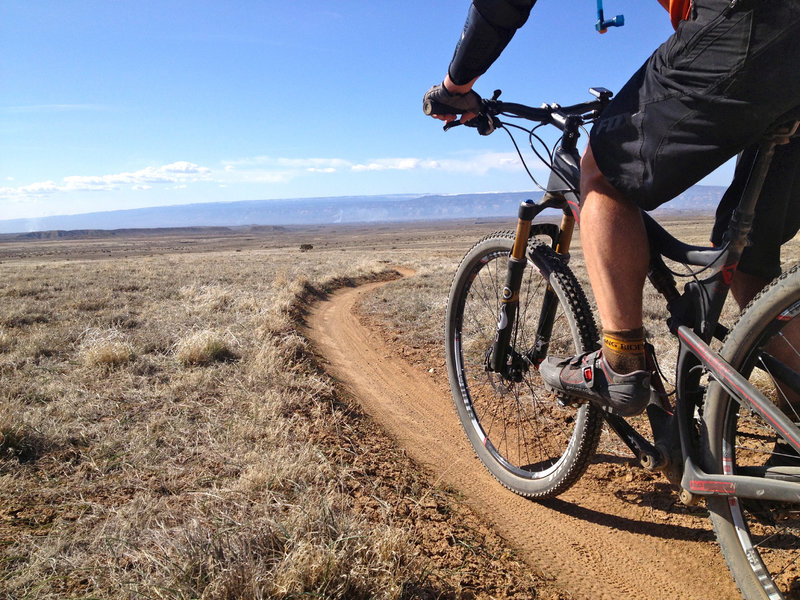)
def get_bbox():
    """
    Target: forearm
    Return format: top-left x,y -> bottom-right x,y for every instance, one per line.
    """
448,0 -> 536,86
